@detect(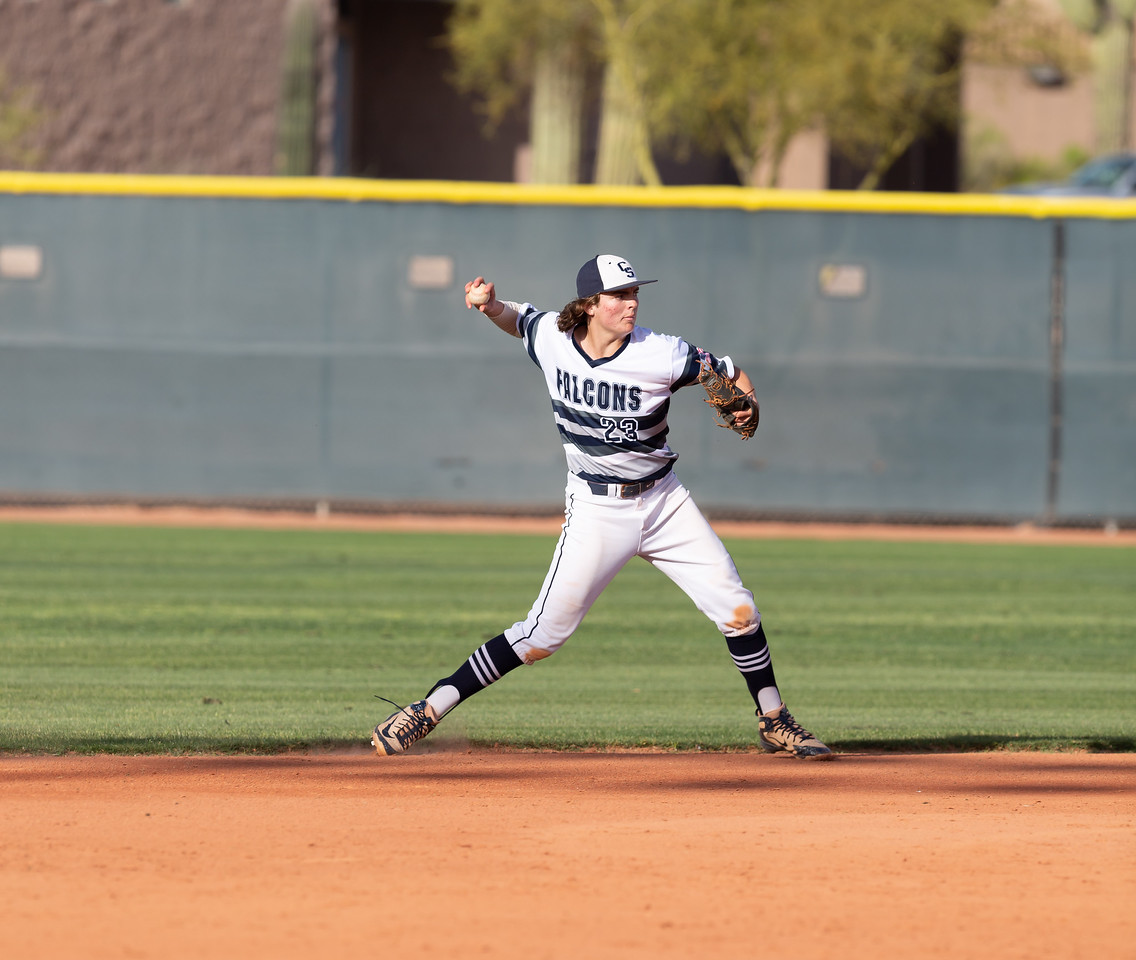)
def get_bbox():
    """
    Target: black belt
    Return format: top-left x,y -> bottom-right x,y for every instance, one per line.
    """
586,477 -> 661,499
